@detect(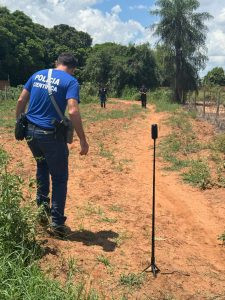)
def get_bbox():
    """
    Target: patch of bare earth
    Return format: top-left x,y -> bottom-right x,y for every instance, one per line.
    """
1,101 -> 225,299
